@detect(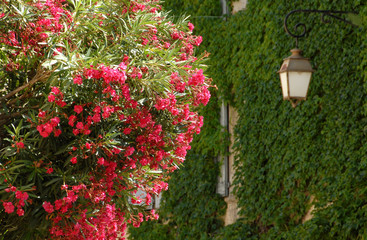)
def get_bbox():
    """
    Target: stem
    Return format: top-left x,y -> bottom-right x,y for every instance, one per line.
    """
0,64 -> 54,104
